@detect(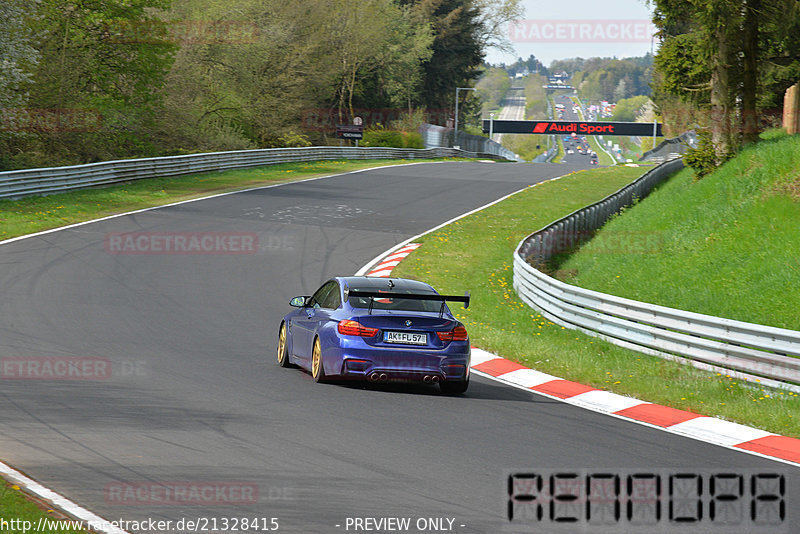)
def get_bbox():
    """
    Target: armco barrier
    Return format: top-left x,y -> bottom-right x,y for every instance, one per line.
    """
418,123 -> 520,161
641,130 -> 697,162
513,159 -> 800,390
0,146 -> 511,200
